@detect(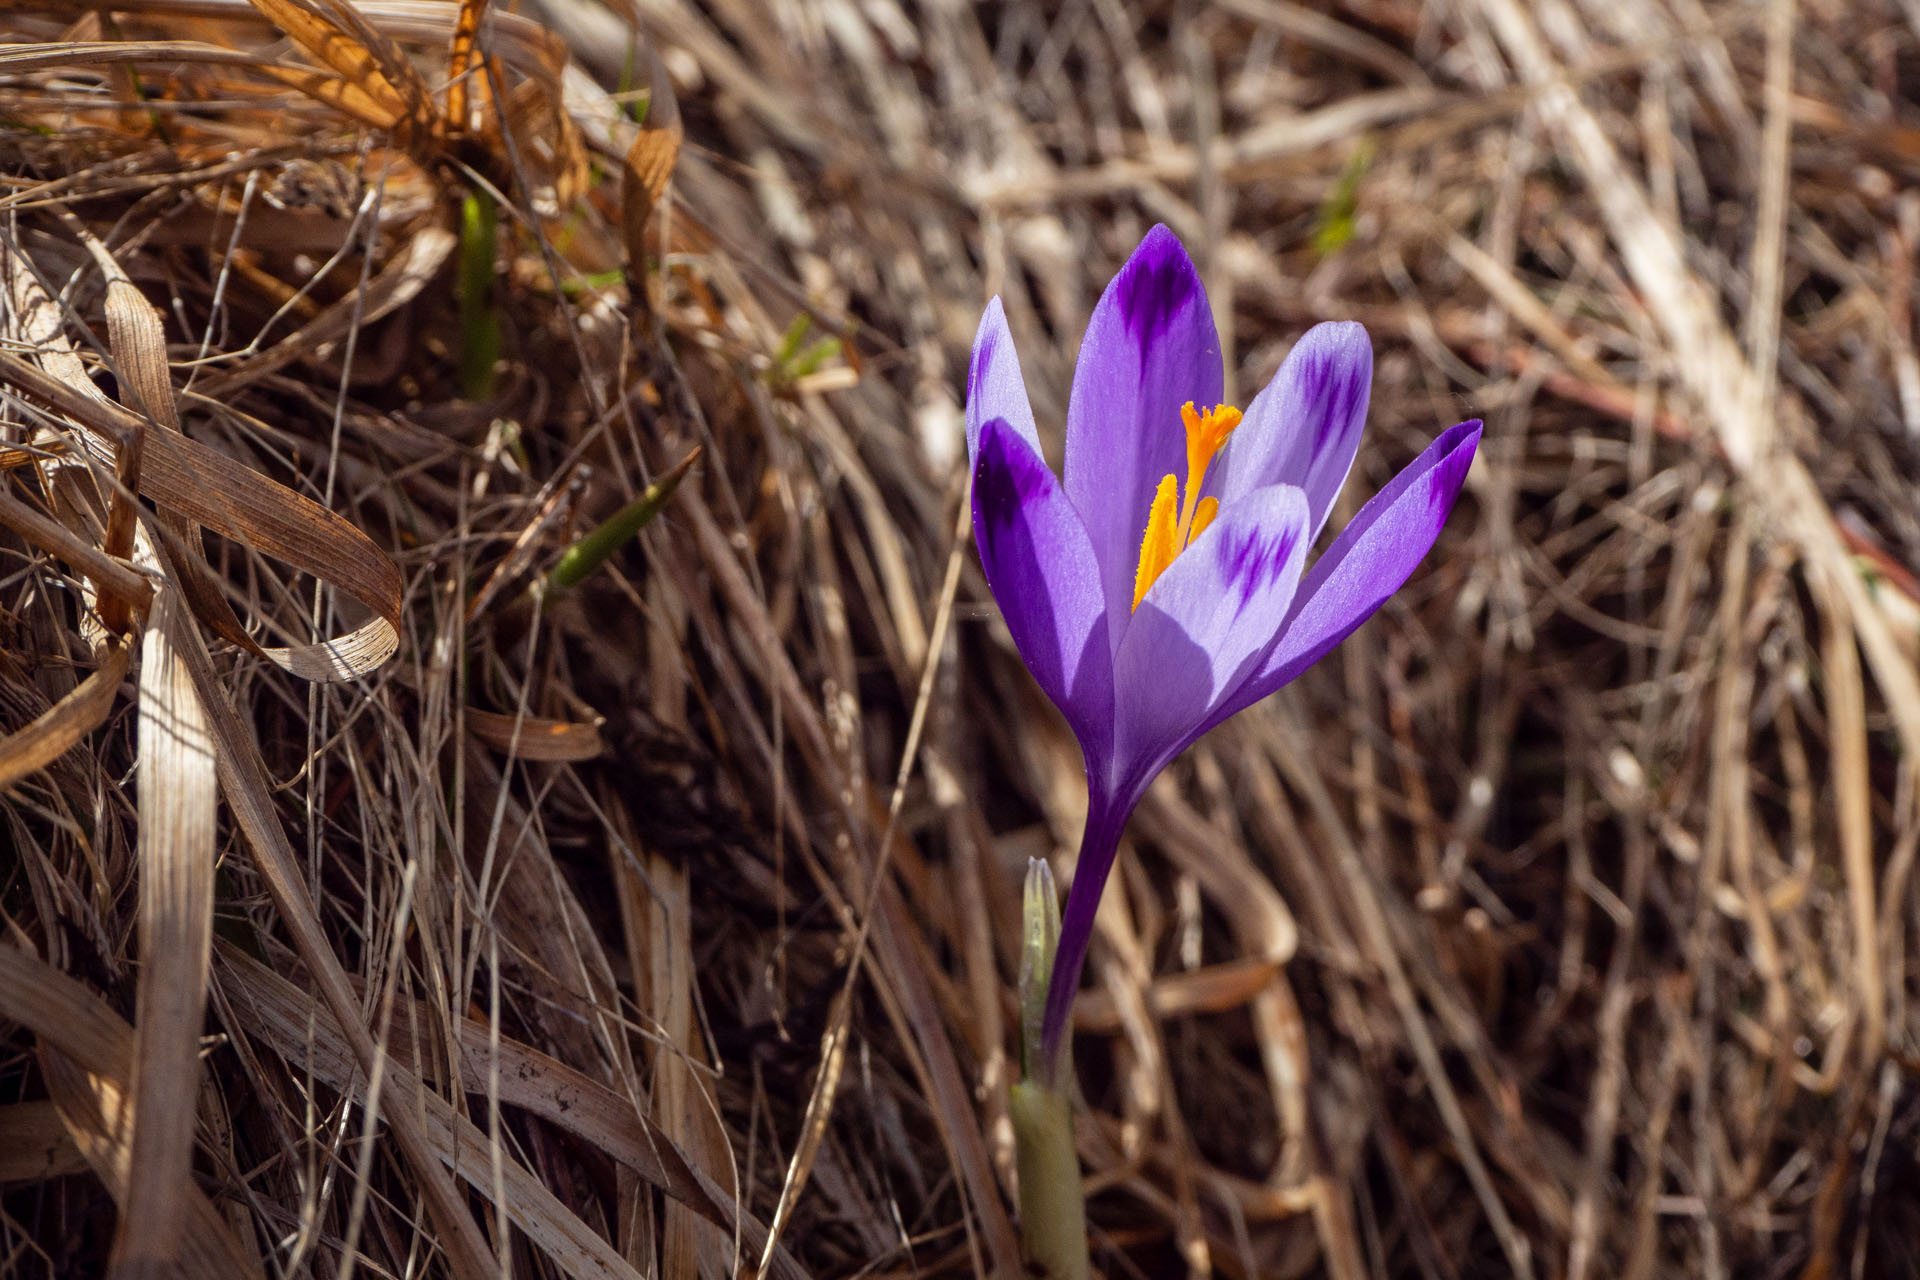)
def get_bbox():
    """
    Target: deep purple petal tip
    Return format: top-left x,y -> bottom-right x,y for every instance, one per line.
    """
1111,225 -> 1205,348
1063,227 -> 1224,635
1425,419 -> 1481,511
1295,323 -> 1371,450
